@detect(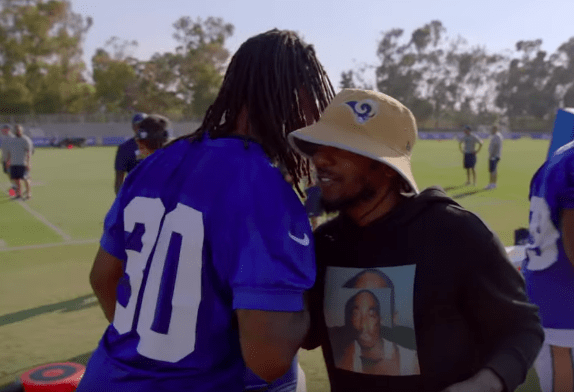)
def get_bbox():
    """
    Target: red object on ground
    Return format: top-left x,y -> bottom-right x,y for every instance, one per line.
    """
21,363 -> 85,392
67,144 -> 73,149
8,188 -> 15,197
